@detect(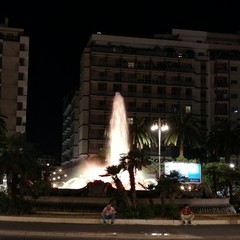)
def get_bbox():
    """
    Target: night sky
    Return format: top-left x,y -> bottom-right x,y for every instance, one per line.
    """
0,1 -> 239,158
